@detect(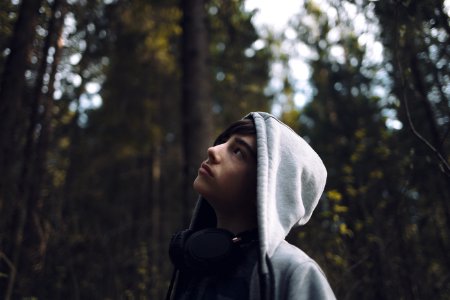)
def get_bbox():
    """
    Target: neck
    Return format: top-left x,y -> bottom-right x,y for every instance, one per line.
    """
215,211 -> 257,235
